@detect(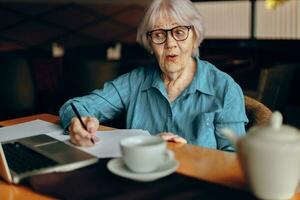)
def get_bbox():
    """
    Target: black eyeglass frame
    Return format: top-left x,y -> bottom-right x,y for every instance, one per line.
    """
146,25 -> 192,44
